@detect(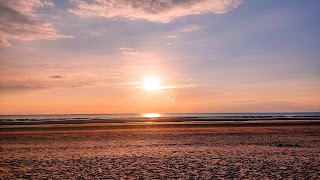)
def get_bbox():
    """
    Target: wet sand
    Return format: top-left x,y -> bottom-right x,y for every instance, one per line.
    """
1,122 -> 320,179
